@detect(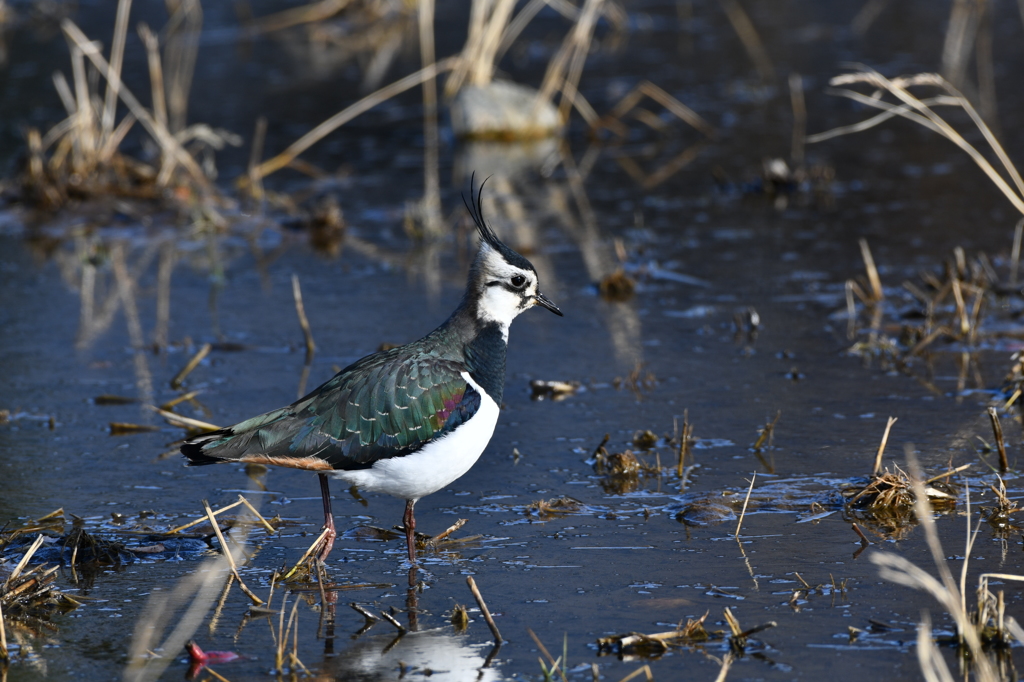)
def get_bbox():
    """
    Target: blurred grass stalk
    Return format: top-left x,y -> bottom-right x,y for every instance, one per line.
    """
807,66 -> 1024,218
250,0 -> 619,186
870,445 -> 1023,682
123,502 -> 260,682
